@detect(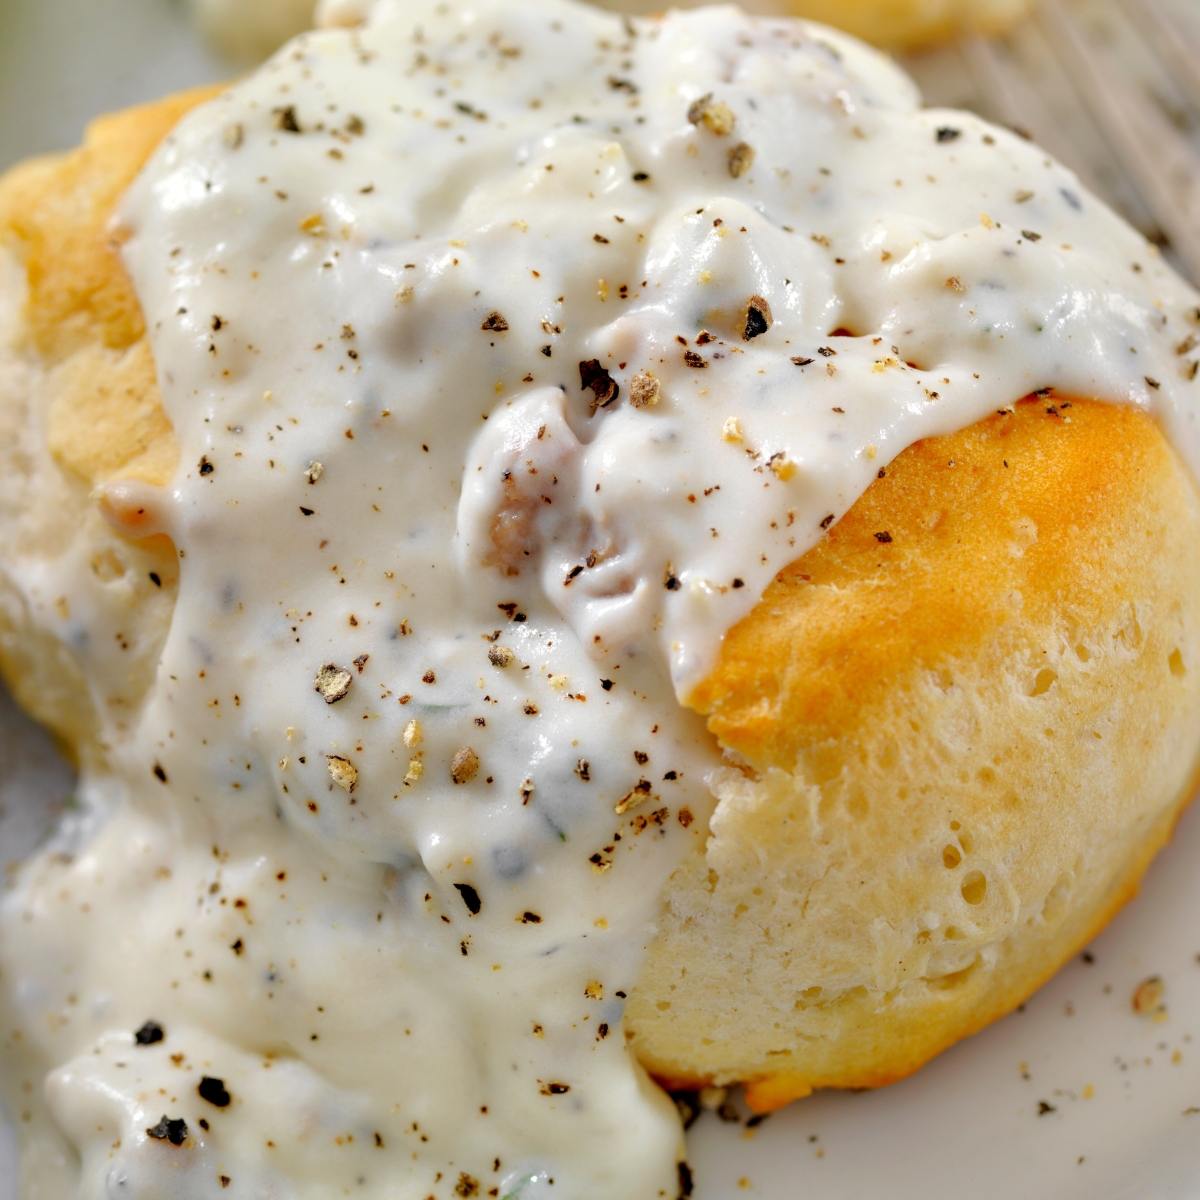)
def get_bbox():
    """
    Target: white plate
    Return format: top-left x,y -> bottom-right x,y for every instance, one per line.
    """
2,2 -> 1199,1197
686,797 -> 1200,1199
